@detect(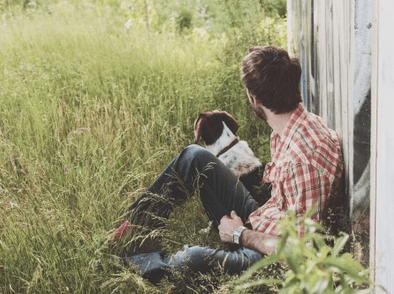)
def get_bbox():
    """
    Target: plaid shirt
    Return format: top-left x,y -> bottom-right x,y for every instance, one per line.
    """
248,103 -> 344,237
